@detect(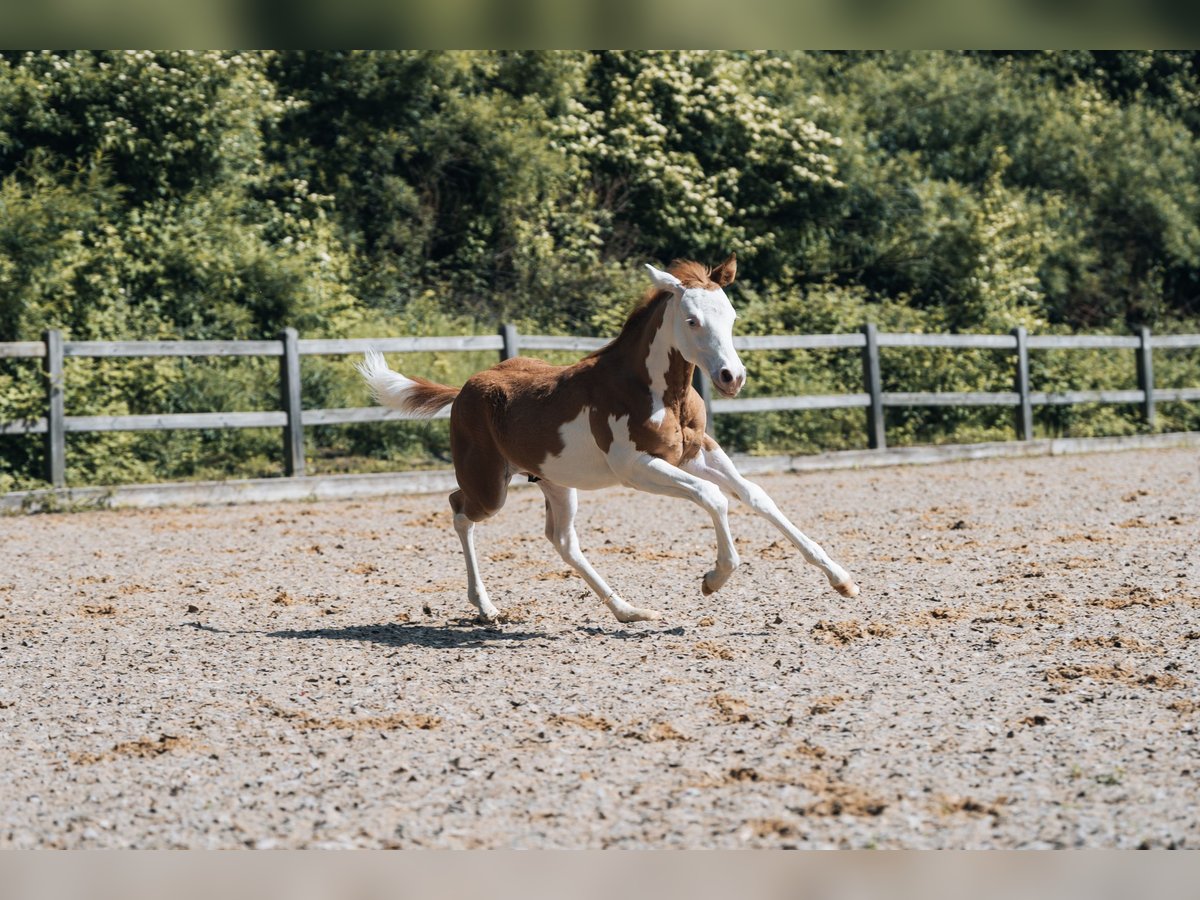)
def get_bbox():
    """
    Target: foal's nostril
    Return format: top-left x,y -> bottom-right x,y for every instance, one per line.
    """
719,368 -> 734,385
